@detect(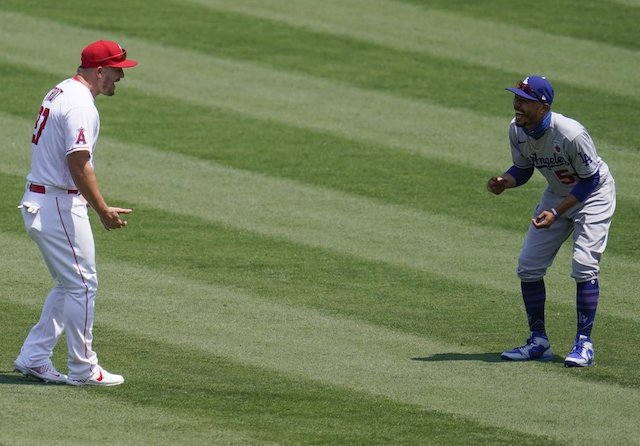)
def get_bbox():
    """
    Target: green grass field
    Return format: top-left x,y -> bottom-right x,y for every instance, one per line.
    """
1,1 -> 640,444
